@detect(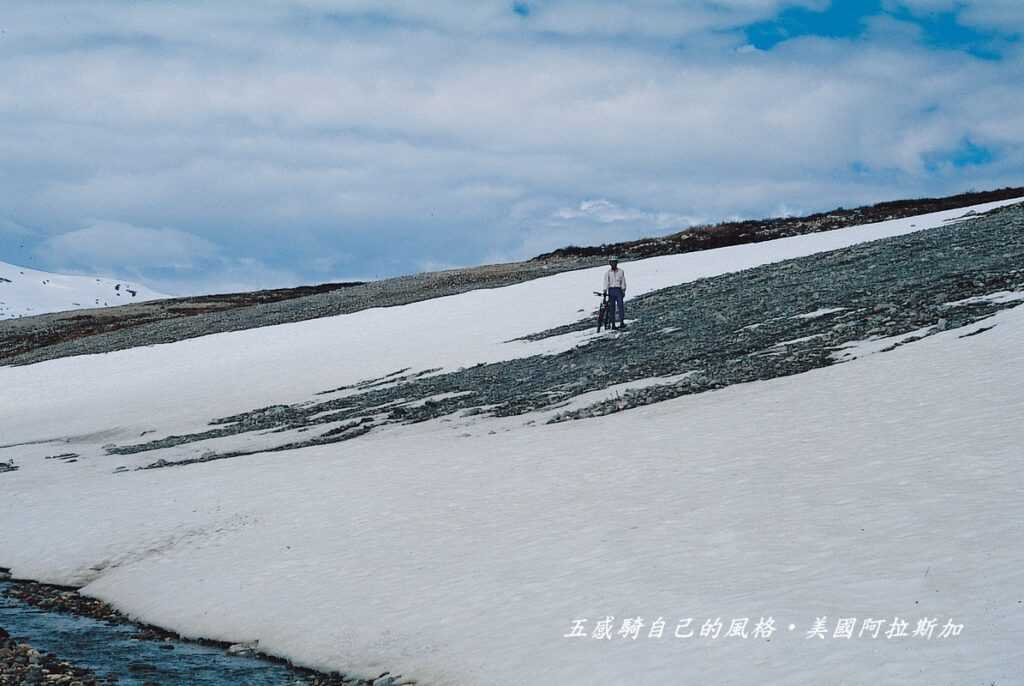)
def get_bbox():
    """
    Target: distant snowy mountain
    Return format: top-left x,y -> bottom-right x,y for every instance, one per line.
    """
0,261 -> 167,319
